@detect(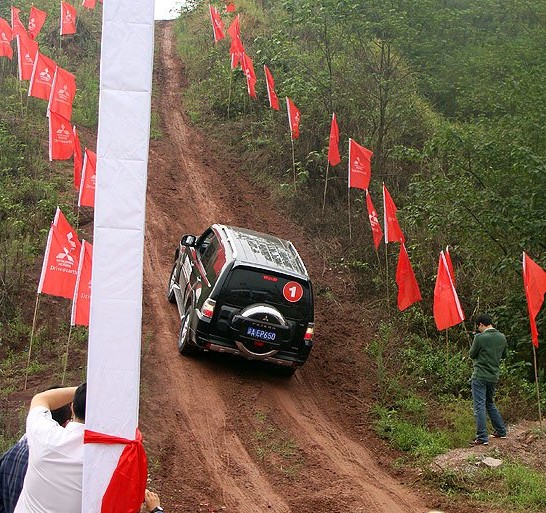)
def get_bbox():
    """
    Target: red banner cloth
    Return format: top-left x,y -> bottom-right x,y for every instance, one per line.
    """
49,111 -> 75,160
79,149 -> 97,207
286,97 -> 300,140
227,15 -> 243,69
242,52 -> 256,98
209,5 -> 225,42
16,33 -> 38,81
396,243 -> 422,311
82,0 -> 97,9
11,7 -> 27,39
28,6 -> 47,40
71,241 -> 93,326
61,2 -> 77,35
29,52 -> 57,100
382,184 -> 405,243
0,18 -> 13,59
49,66 -> 76,120
264,65 -> 279,110
444,245 -> 456,288
328,113 -> 341,166
523,252 -> 546,347
365,190 -> 383,249
348,138 -> 373,190
73,126 -> 83,189
433,250 -> 465,330
84,429 -> 148,513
